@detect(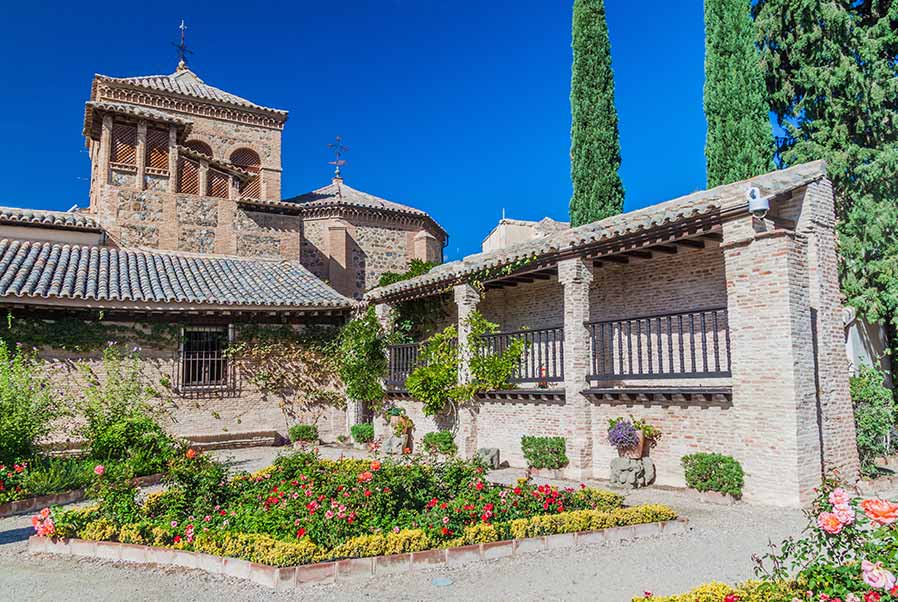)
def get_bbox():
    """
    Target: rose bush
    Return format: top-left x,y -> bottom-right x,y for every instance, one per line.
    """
40,450 -> 675,567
